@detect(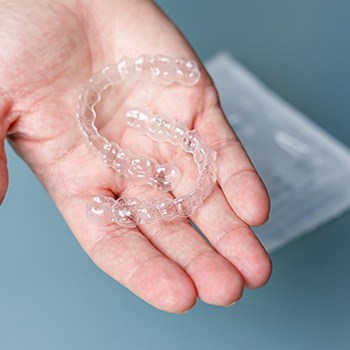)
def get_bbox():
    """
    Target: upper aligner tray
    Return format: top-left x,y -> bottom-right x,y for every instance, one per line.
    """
76,56 -> 217,228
